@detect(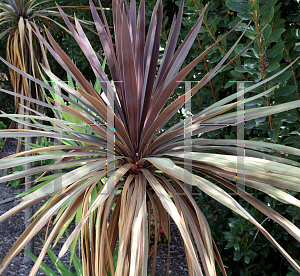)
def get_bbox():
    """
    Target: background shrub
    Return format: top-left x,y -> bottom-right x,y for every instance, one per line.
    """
178,0 -> 300,274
